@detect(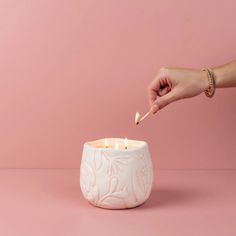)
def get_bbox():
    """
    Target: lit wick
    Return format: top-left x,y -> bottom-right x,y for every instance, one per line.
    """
125,138 -> 128,150
105,139 -> 108,148
115,142 -> 119,150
